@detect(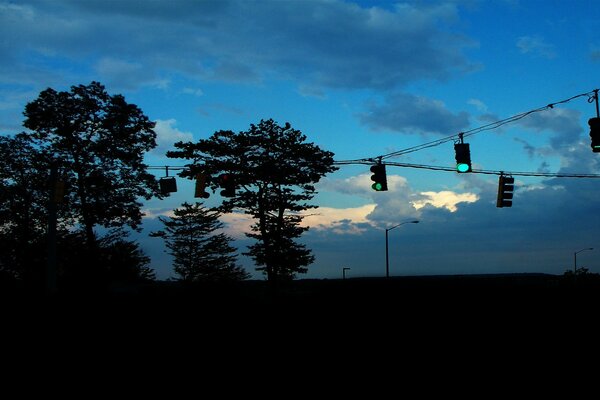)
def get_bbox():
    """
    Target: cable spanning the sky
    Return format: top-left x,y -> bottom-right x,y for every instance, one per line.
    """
333,159 -> 600,178
332,88 -> 600,178
336,88 -> 598,163
149,89 -> 600,179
